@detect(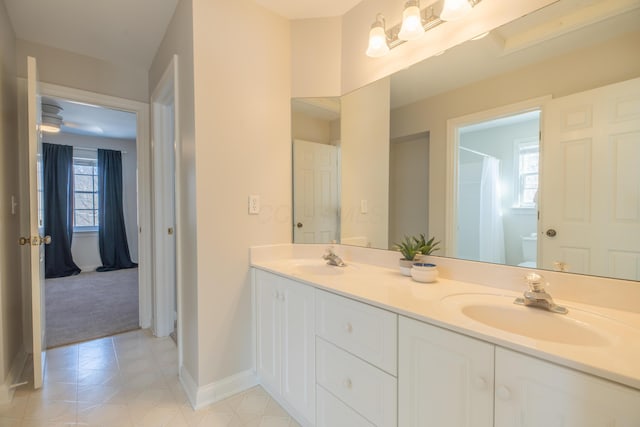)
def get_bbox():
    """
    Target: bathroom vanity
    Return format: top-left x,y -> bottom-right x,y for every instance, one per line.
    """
251,245 -> 640,427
